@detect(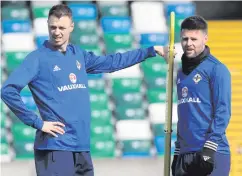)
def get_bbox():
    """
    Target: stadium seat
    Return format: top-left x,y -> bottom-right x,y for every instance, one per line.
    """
131,2 -> 167,33
73,19 -> 98,34
115,106 -> 146,120
32,6 -> 51,18
84,47 -> 102,56
146,89 -> 166,104
111,78 -> 142,95
90,92 -> 109,109
144,76 -> 167,90
140,56 -> 167,77
164,1 -> 196,18
116,120 -> 153,156
98,1 -> 129,17
113,92 -> 143,109
1,110 -> 6,129
91,122 -> 114,140
149,103 -> 178,137
107,65 -> 142,78
139,33 -> 168,46
1,126 -> 7,144
88,78 -> 105,93
4,51 -> 29,74
66,1 -> 93,5
141,55 -> 168,90
1,1 -> 27,7
2,20 -> 32,33
91,108 -> 112,125
111,77 -> 143,108
12,123 -> 36,142
71,33 -> 99,47
101,16 -> 131,34
31,1 -> 61,7
2,5 -> 30,20
69,3 -> 99,52
90,138 -> 115,158
33,18 -> 48,36
154,136 -> 176,155
103,33 -> 132,54
13,141 -> 34,159
2,33 -> 35,52
1,141 -> 11,162
69,3 -> 97,19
